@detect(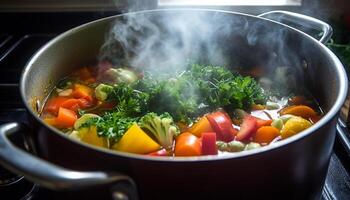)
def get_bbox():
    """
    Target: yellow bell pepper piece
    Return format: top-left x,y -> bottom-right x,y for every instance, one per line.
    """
79,126 -> 107,148
280,117 -> 312,139
113,123 -> 160,154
